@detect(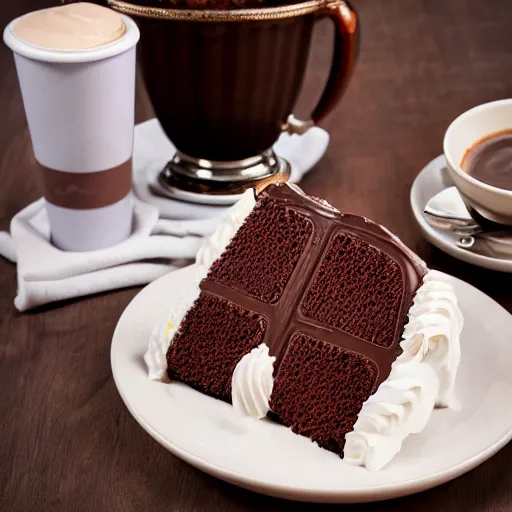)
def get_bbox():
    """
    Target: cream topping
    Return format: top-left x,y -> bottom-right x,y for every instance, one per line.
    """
398,270 -> 462,408
195,188 -> 256,270
344,362 -> 440,471
344,270 -> 463,470
232,344 -> 275,419
144,281 -> 202,381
